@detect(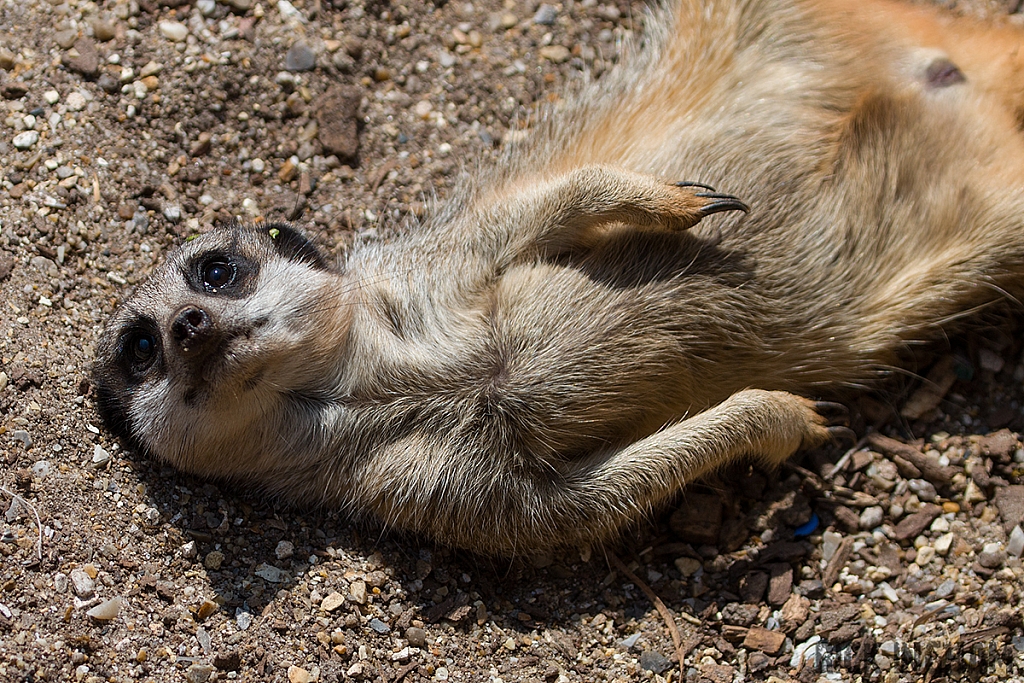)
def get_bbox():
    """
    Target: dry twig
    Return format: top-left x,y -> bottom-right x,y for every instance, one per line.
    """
608,552 -> 686,681
0,485 -> 43,563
